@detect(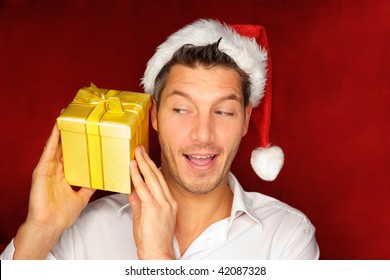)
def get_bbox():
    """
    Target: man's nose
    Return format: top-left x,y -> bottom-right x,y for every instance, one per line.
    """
191,113 -> 215,143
